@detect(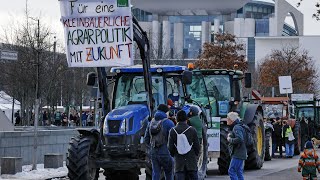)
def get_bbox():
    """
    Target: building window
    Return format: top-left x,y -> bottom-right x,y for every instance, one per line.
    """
253,6 -> 258,12
245,5 -> 252,12
258,7 -> 263,13
263,8 -> 268,14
